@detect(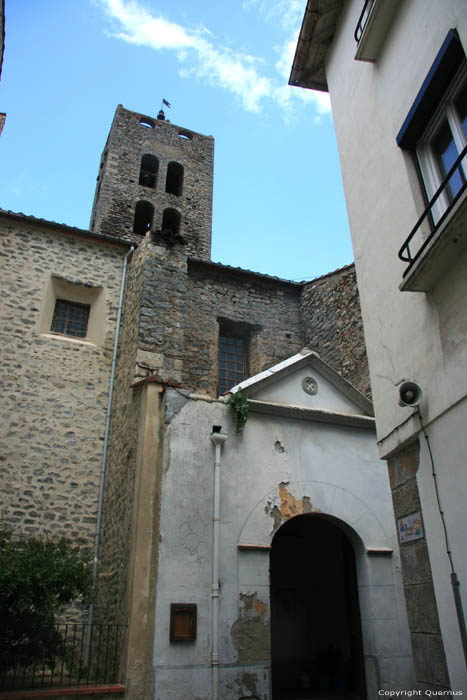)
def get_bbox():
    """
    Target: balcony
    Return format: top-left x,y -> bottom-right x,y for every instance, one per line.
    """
354,0 -> 401,62
398,145 -> 467,292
